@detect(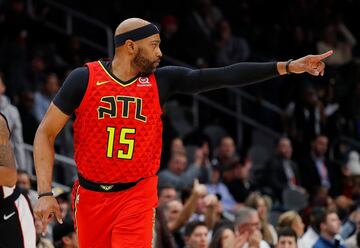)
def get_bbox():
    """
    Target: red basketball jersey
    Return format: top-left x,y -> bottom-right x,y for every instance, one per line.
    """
73,61 -> 163,183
